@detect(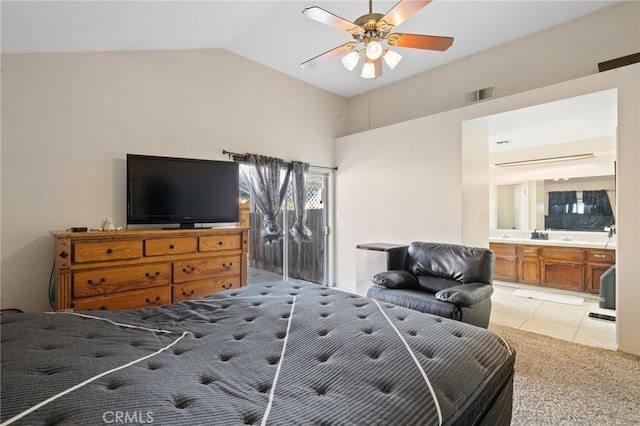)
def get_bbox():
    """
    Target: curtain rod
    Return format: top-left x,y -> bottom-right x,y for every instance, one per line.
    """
222,150 -> 338,171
